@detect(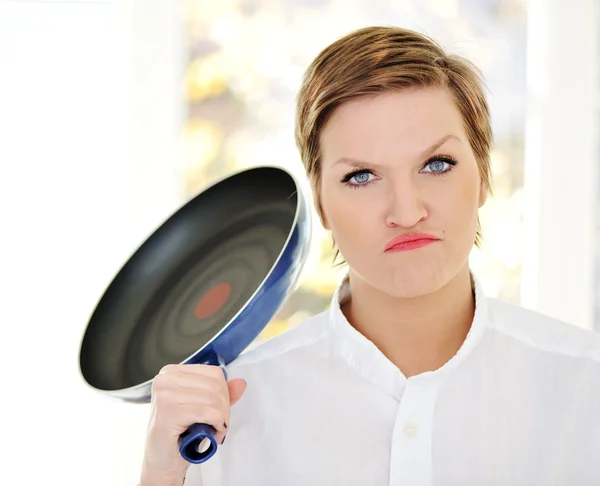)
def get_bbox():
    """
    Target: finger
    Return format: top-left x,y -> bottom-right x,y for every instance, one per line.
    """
152,370 -> 229,404
228,378 -> 247,406
154,370 -> 228,394
153,393 -> 230,436
177,403 -> 229,438
161,364 -> 226,380
153,387 -> 229,417
147,399 -> 228,444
